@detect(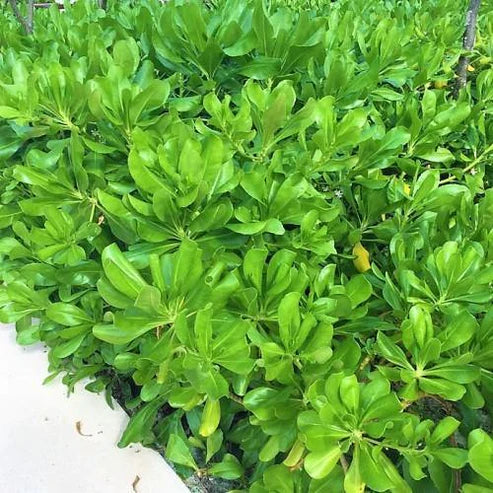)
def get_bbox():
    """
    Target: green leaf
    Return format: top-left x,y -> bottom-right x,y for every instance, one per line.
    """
165,433 -> 198,470
52,334 -> 86,359
438,310 -> 478,351
344,446 -> 364,493
93,316 -> 163,345
262,464 -> 294,492
243,248 -> 268,293
184,358 -> 229,400
430,417 -> 461,445
468,429 -> 493,482
172,239 -> 203,297
278,292 -> 301,350
195,306 -> 213,358
206,429 -> 223,463
360,445 -> 394,492
462,486 -> 493,493
199,398 -> 221,437
113,38 -> 140,77
339,374 -> 360,413
227,219 -> 285,235
46,303 -> 92,326
129,79 -> 170,125
304,446 -> 342,479
0,106 -> 21,119
345,275 -> 372,308
419,378 -> 466,401
425,365 -> 480,384
128,150 -> 166,194
433,448 -> 468,469
376,332 -> 412,369
417,147 -> 454,163
362,393 -> 401,422
97,278 -> 134,309
0,205 -> 21,229
309,467 -> 345,493
375,450 -> 412,492
335,107 -> 368,148
101,243 -> 147,299
261,81 -> 296,147
209,453 -> 243,480
189,200 -> 233,233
